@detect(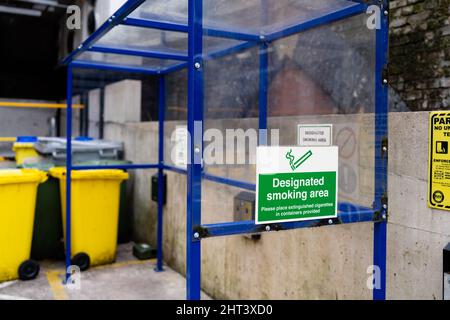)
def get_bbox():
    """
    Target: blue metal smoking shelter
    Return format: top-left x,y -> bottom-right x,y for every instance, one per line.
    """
63,0 -> 389,300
